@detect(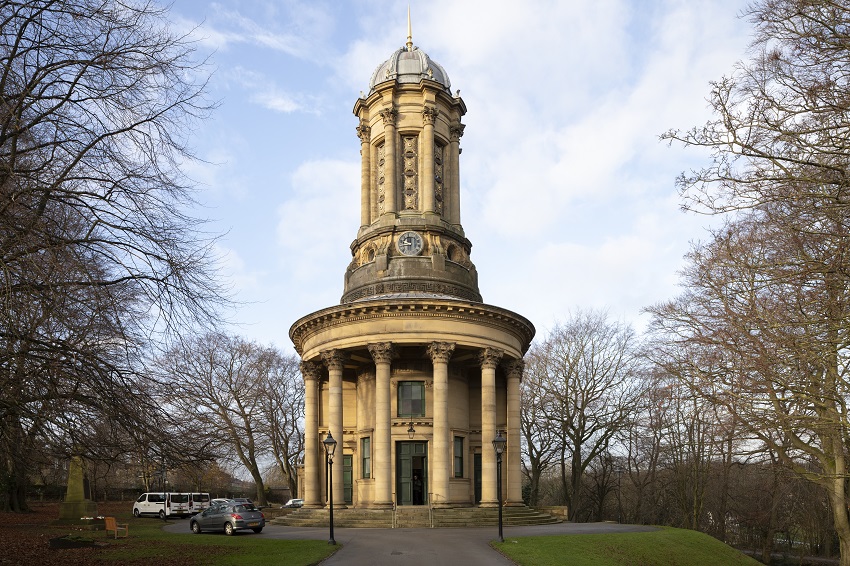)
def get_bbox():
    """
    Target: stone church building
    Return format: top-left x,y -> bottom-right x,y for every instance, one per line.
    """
290,27 -> 535,513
